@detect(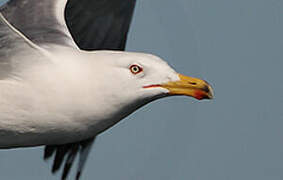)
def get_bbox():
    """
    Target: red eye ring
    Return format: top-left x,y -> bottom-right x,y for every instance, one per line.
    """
129,64 -> 143,74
